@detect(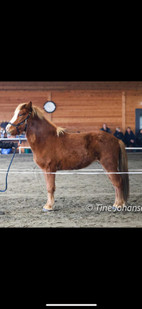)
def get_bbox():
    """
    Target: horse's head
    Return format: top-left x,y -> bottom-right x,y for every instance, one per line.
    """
6,101 -> 32,135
